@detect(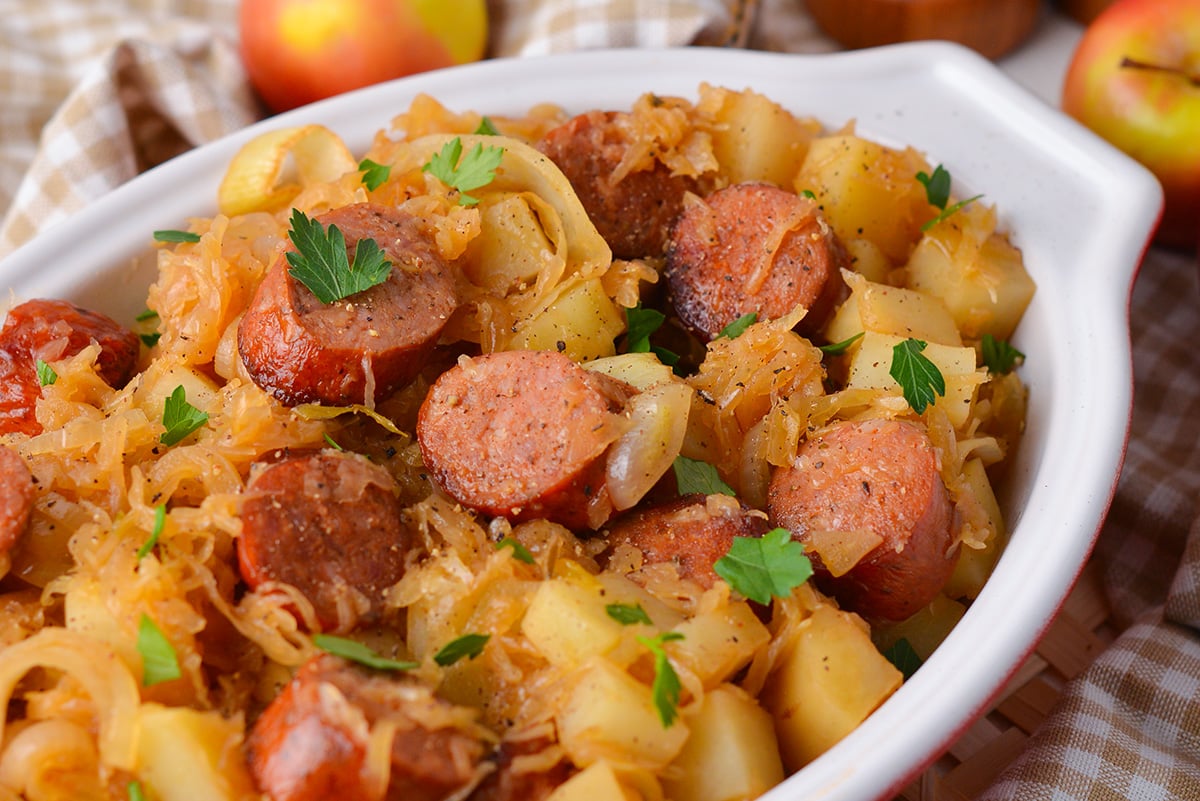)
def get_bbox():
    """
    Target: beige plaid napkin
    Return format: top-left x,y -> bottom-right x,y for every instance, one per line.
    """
0,1 -> 1197,799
